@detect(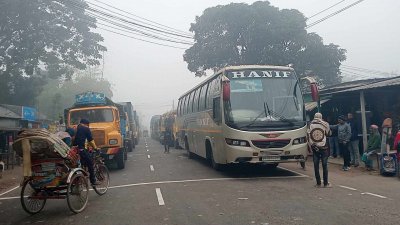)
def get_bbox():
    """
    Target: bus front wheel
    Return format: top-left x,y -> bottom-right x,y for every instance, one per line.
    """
206,142 -> 222,171
116,149 -> 125,169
